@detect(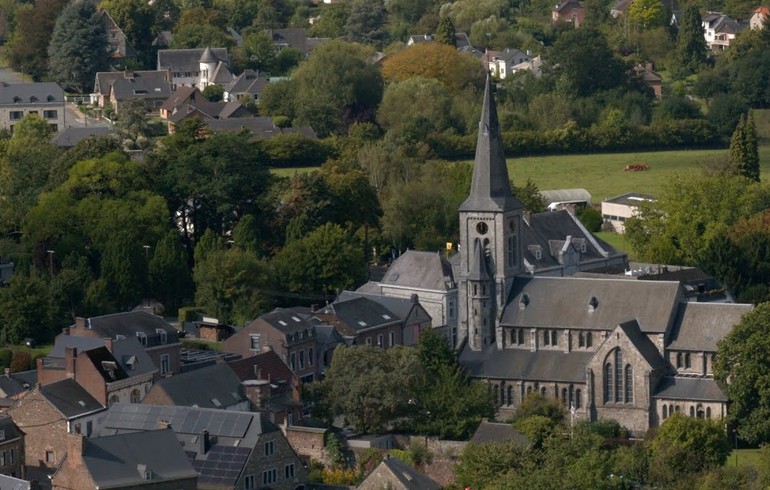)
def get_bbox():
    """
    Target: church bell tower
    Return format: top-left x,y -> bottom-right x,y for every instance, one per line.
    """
458,75 -> 523,351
